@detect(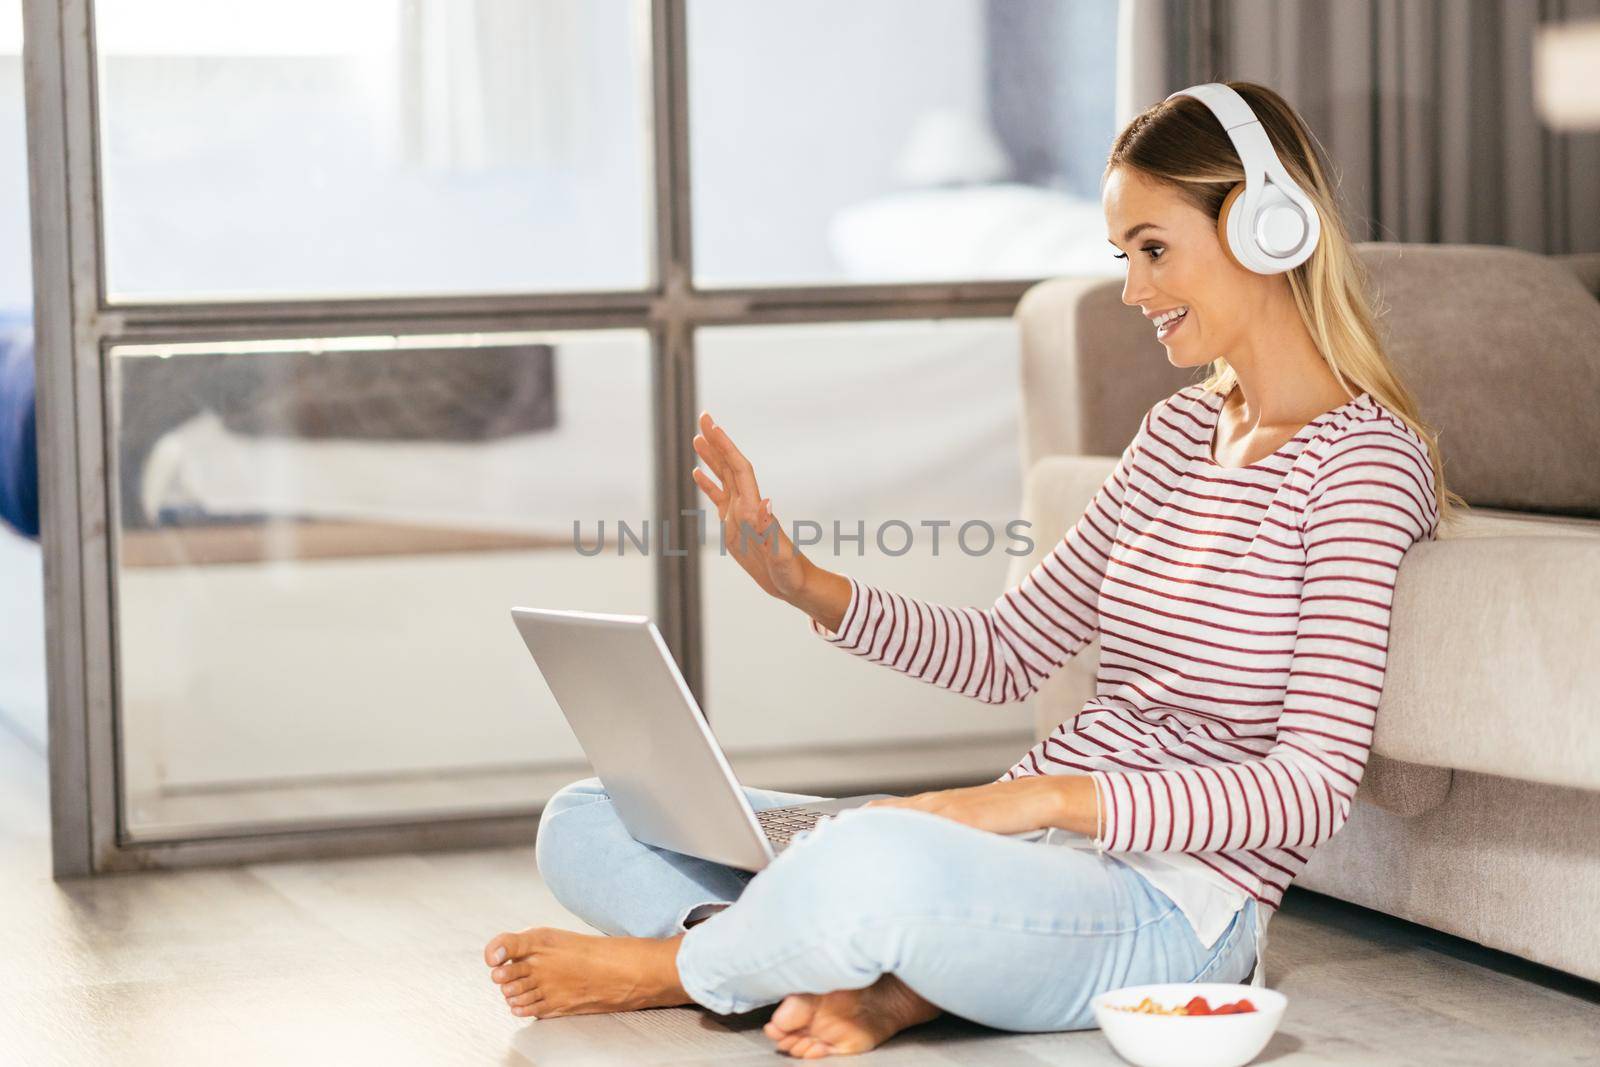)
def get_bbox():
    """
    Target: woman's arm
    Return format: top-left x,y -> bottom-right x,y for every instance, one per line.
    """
786,559 -> 852,635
